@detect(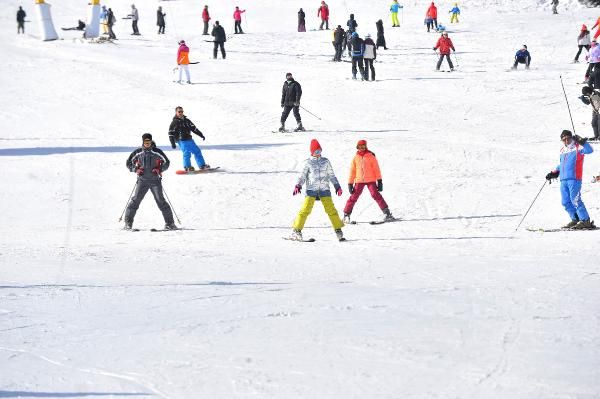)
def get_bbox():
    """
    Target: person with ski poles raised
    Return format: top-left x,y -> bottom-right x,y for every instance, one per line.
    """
545,130 -> 594,229
433,31 -> 455,71
449,3 -> 460,23
291,139 -> 345,241
168,106 -> 210,171
390,0 -> 403,28
343,140 -> 394,224
124,133 -> 177,231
